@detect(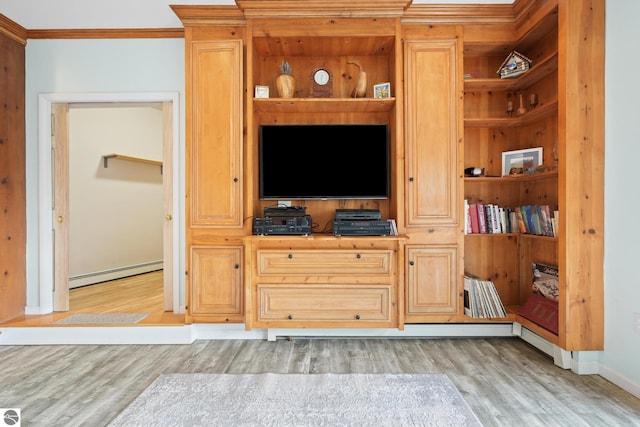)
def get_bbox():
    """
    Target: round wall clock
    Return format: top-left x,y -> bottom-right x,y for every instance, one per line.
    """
313,69 -> 330,85
310,68 -> 333,97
